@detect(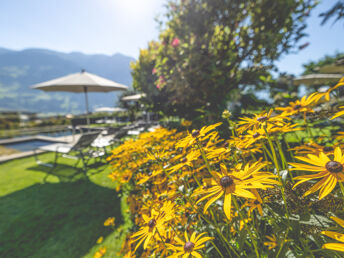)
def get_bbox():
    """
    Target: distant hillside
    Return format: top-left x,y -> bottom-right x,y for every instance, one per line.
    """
0,48 -> 135,114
